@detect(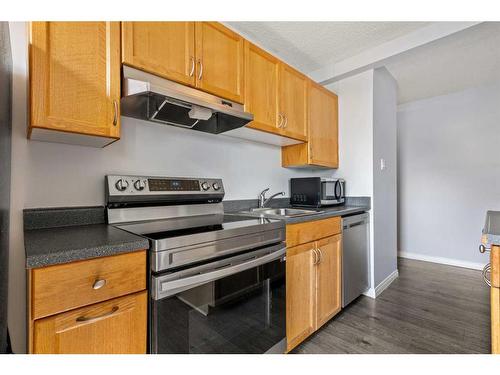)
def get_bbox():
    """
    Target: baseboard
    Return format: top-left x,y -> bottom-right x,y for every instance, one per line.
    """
362,269 -> 399,299
398,251 -> 484,270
